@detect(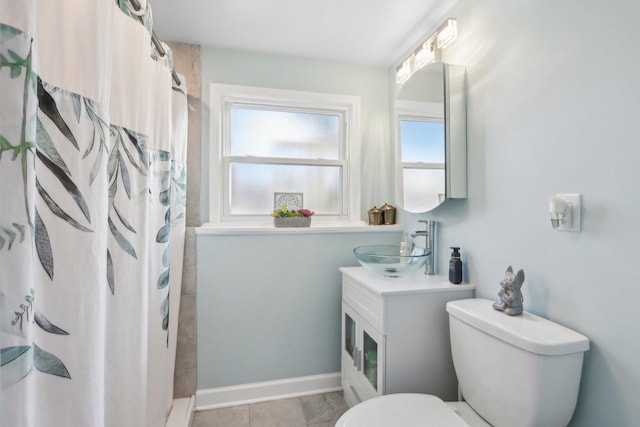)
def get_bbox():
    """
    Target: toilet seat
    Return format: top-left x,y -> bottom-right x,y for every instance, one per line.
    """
335,394 -> 471,427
